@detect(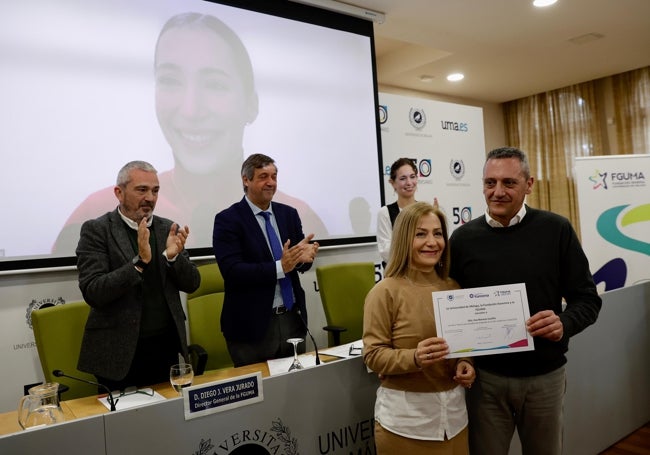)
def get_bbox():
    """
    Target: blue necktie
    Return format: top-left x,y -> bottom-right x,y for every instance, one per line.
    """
259,211 -> 294,310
